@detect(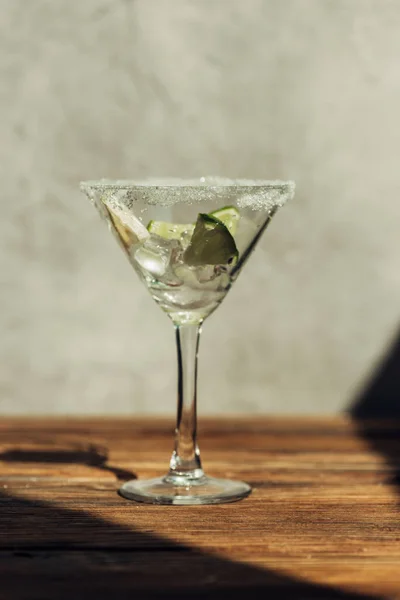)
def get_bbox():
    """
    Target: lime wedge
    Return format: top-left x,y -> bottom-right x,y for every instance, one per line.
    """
147,220 -> 194,240
184,214 -> 238,266
209,206 -> 240,236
